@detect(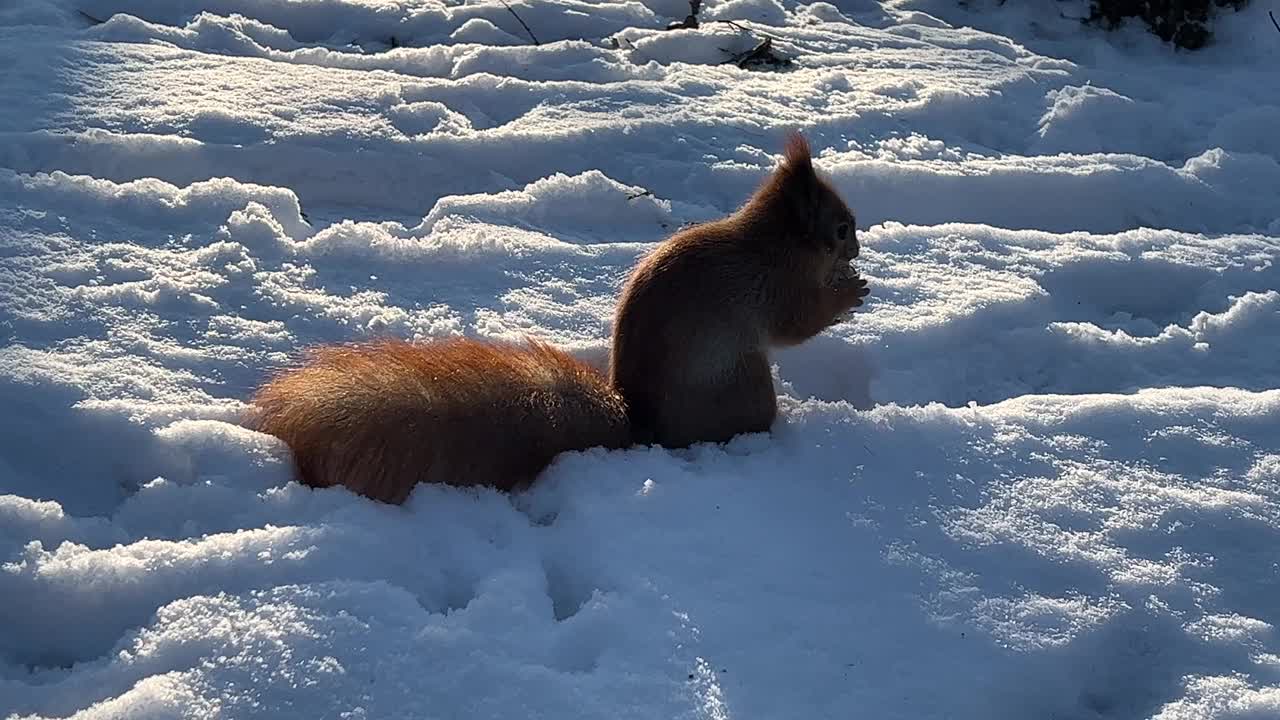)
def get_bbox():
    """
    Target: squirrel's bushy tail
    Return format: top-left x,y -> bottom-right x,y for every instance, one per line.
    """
246,336 -> 631,504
